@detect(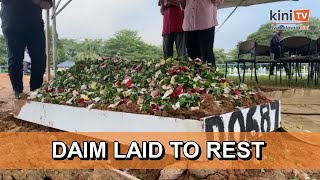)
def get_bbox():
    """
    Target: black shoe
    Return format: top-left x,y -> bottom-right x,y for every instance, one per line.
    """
14,91 -> 22,99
